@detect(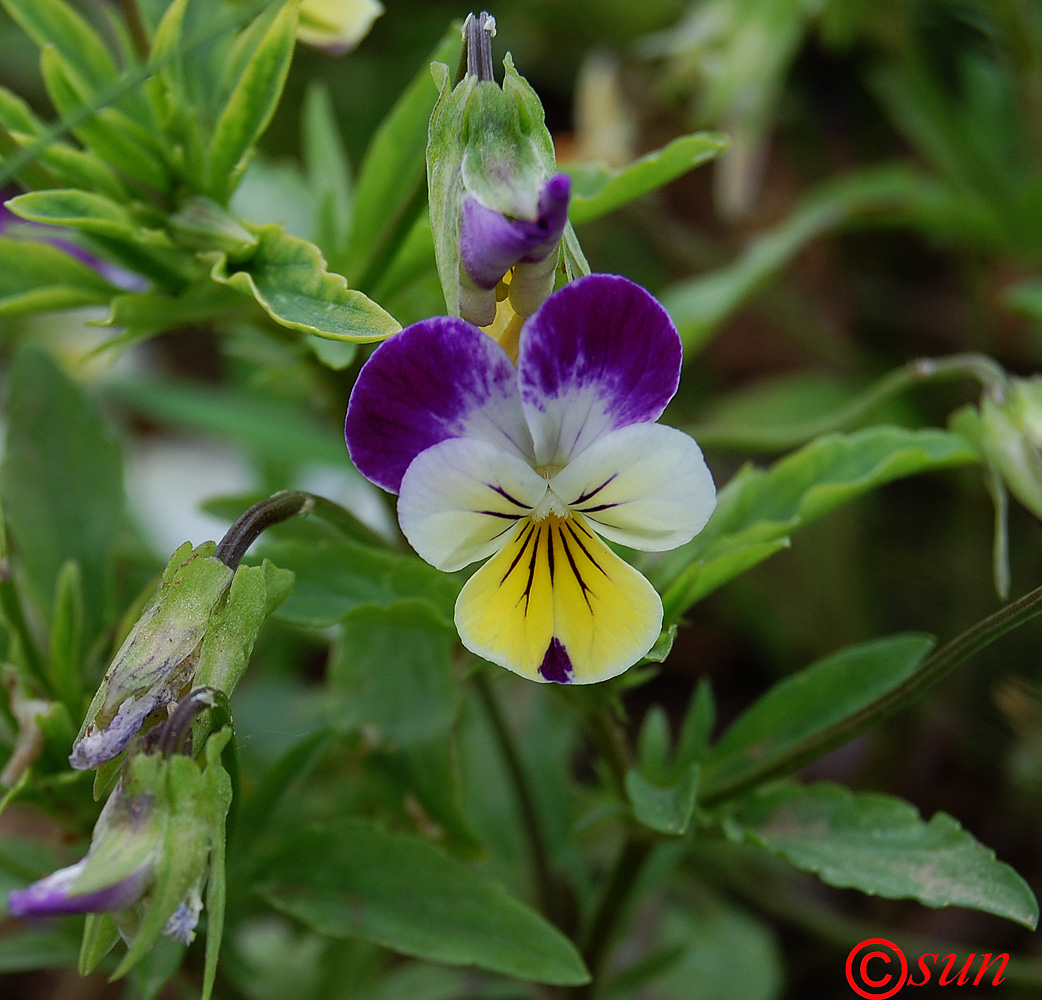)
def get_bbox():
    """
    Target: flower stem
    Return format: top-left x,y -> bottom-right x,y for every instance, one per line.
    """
0,557 -> 47,696
583,703 -> 632,801
700,581 -> 1042,807
117,0 -> 150,59
575,835 -> 654,998
473,671 -> 563,927
215,491 -> 380,568
689,353 -> 1010,453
